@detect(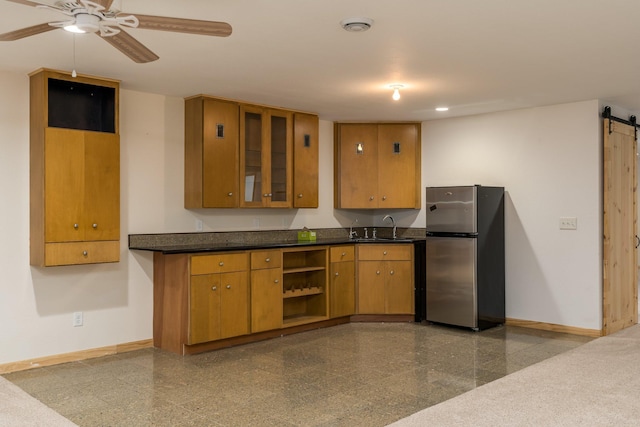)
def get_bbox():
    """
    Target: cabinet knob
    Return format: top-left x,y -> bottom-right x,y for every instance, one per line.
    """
390,270 -> 395,275
335,272 -> 339,276
383,251 -> 387,255
376,270 -> 381,275
341,252 -> 346,257
265,258 -> 271,262
82,251 -> 88,257
228,192 -> 233,196
369,196 -> 375,201
212,286 -> 217,291
382,196 -> 387,201
92,223 -> 98,229
219,262 -> 224,266
274,279 -> 279,283
297,193 -> 303,198
74,224 -> 79,229
263,193 -> 273,197
226,285 -> 231,289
